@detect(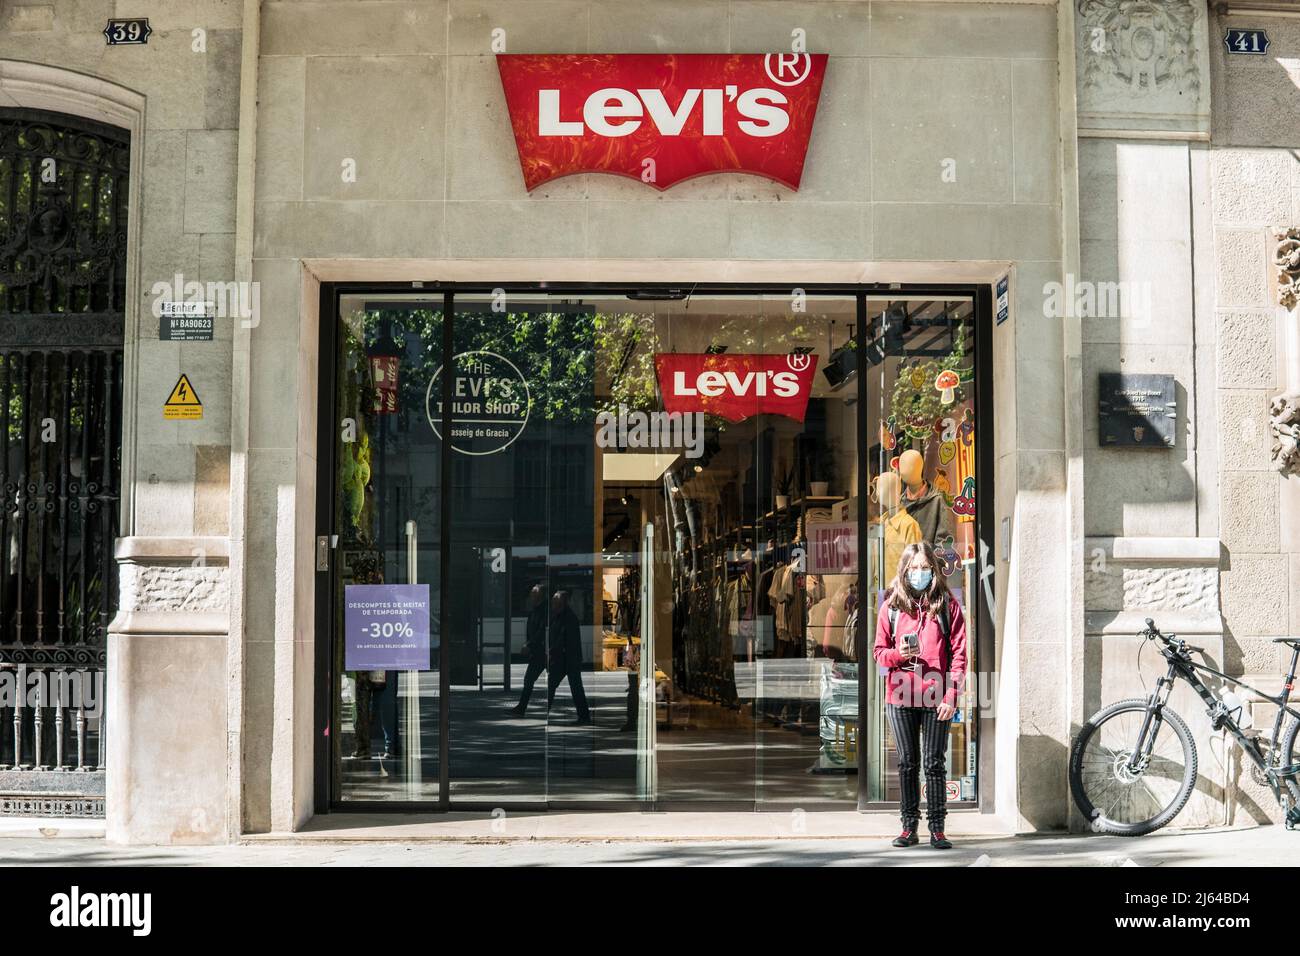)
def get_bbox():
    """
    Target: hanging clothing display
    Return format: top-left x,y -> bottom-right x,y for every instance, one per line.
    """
616,568 -> 641,635
820,578 -> 856,659
877,506 -> 923,583
902,484 -> 951,544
